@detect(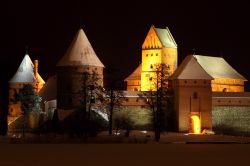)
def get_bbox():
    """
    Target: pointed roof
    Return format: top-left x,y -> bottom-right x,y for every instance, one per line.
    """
171,55 -> 247,81
9,54 -> 45,84
171,55 -> 213,80
39,75 -> 57,101
57,29 -> 104,67
154,26 -> 177,48
124,64 -> 141,81
194,55 -> 247,80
